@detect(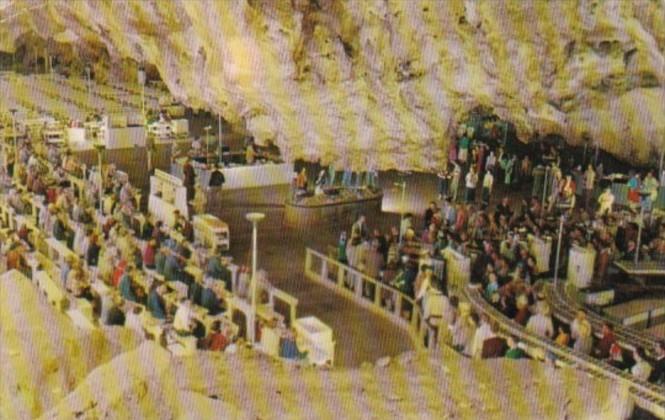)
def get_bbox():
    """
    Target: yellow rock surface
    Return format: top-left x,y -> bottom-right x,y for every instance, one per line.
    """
0,0 -> 663,170
0,271 -> 143,420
